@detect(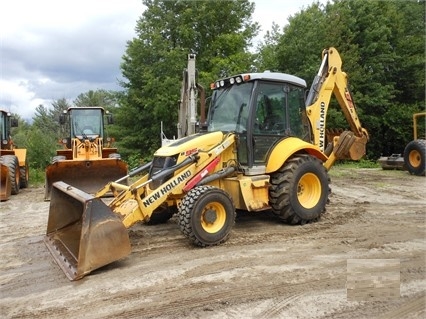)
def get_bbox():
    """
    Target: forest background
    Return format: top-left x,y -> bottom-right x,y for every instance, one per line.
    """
7,0 -> 425,177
